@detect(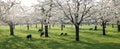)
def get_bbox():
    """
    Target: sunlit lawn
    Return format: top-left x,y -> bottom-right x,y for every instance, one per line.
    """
0,24 -> 120,49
